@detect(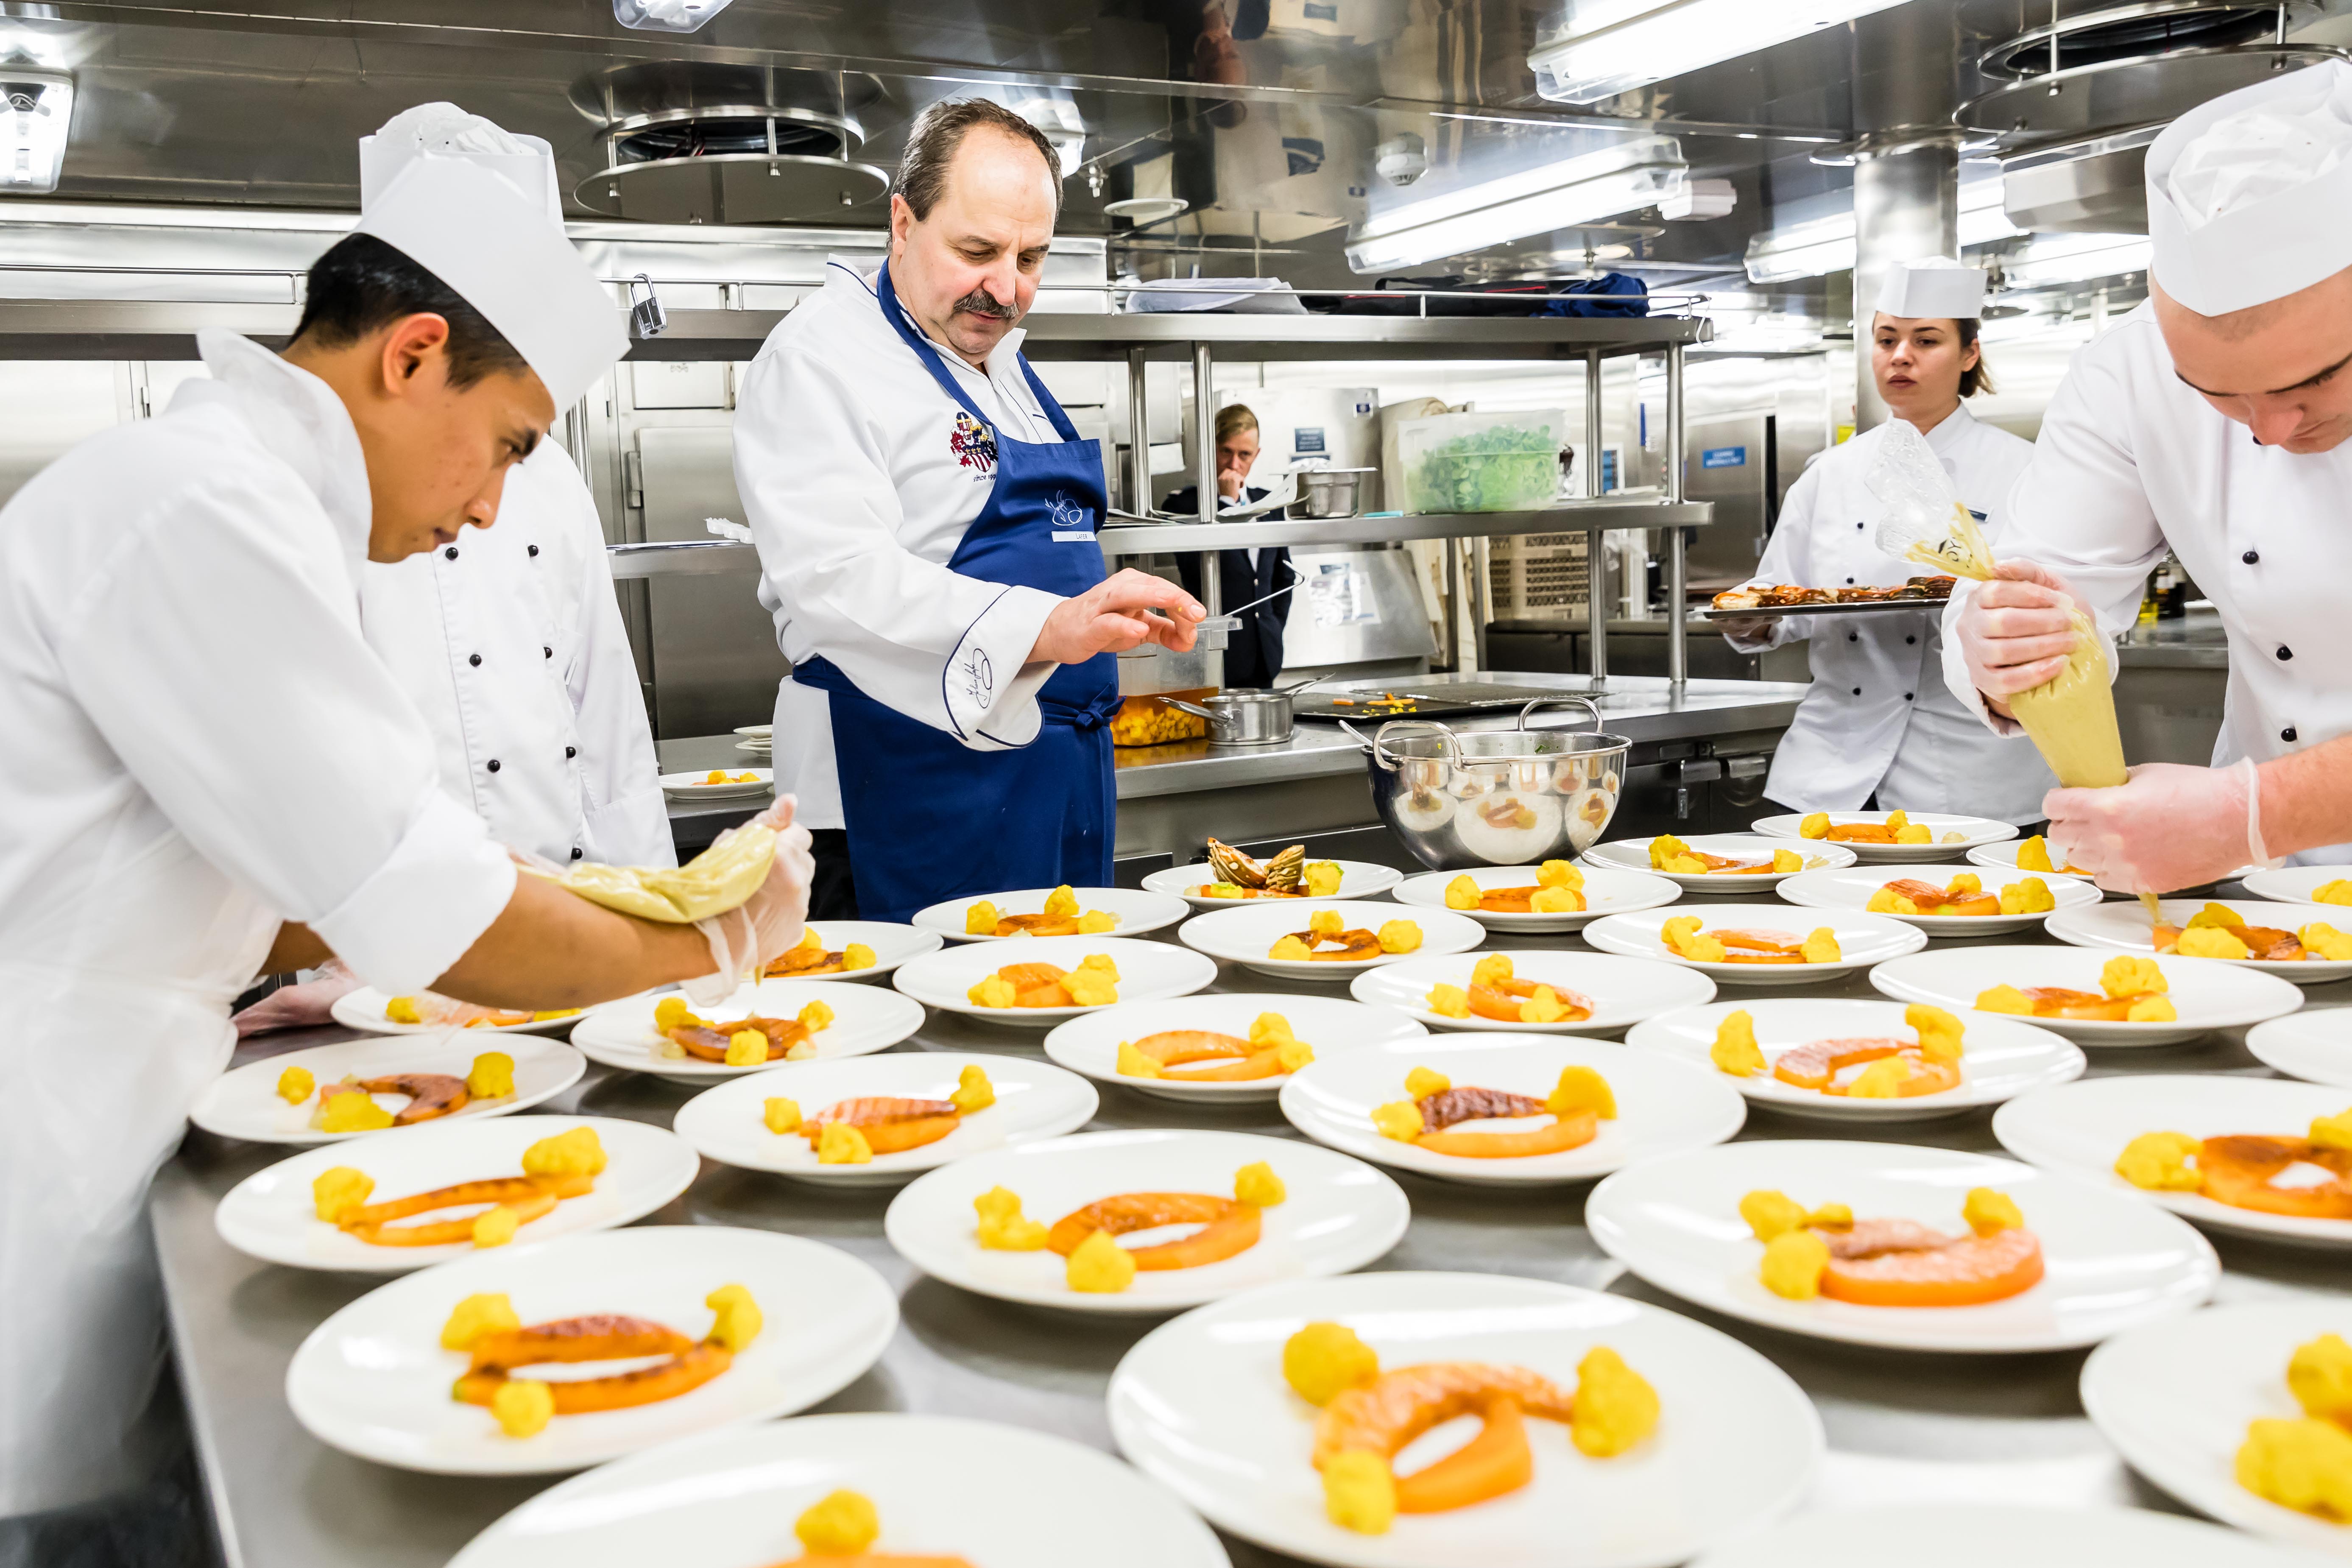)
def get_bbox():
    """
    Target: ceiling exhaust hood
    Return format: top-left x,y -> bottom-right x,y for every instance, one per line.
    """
1345,134 -> 1685,273
1529,0 -> 1914,106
